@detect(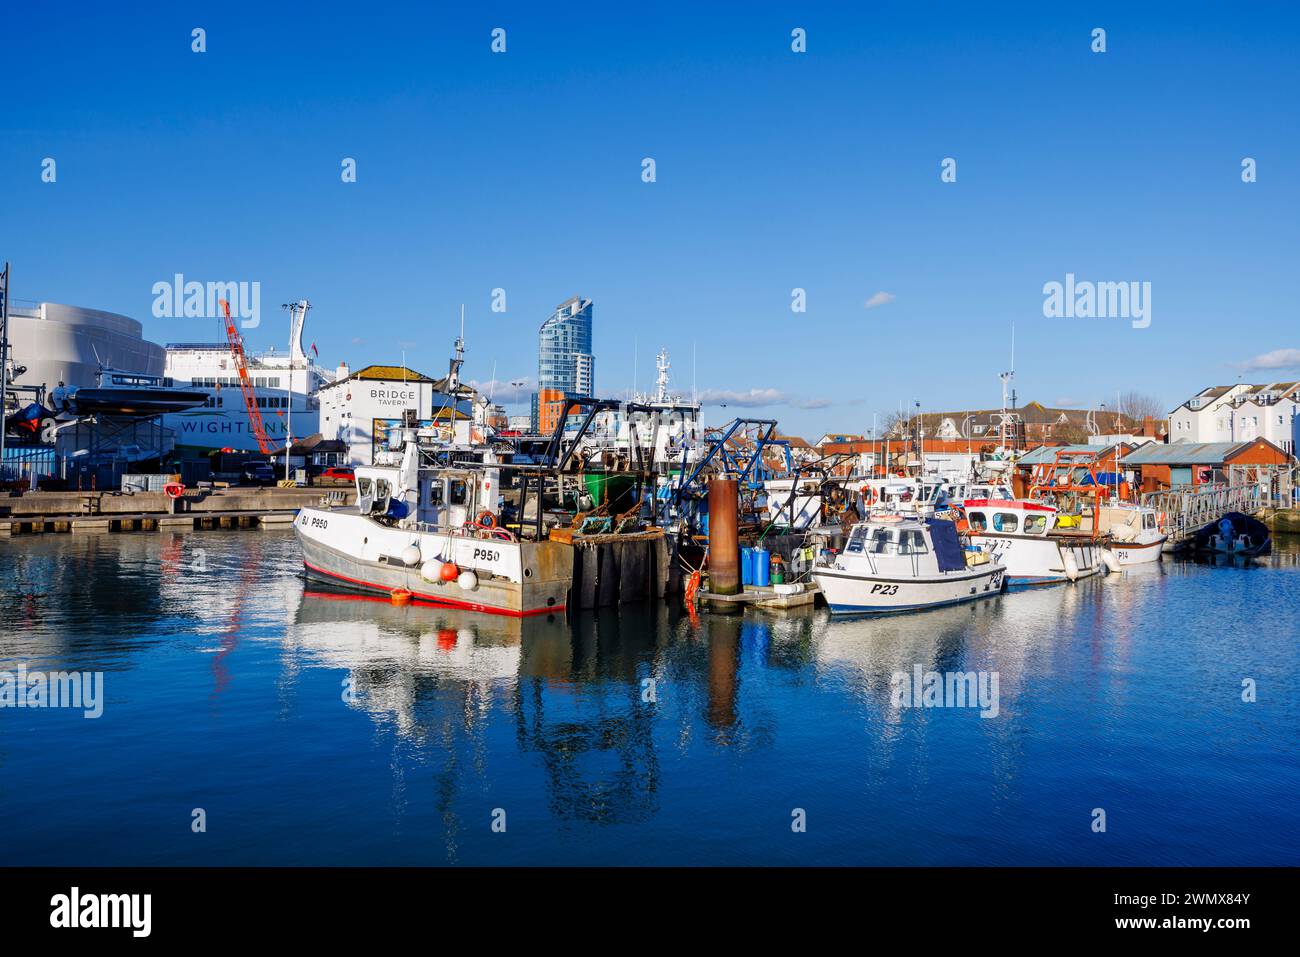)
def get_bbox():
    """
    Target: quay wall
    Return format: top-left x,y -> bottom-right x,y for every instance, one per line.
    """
0,486 -> 353,519
1262,508 -> 1300,535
